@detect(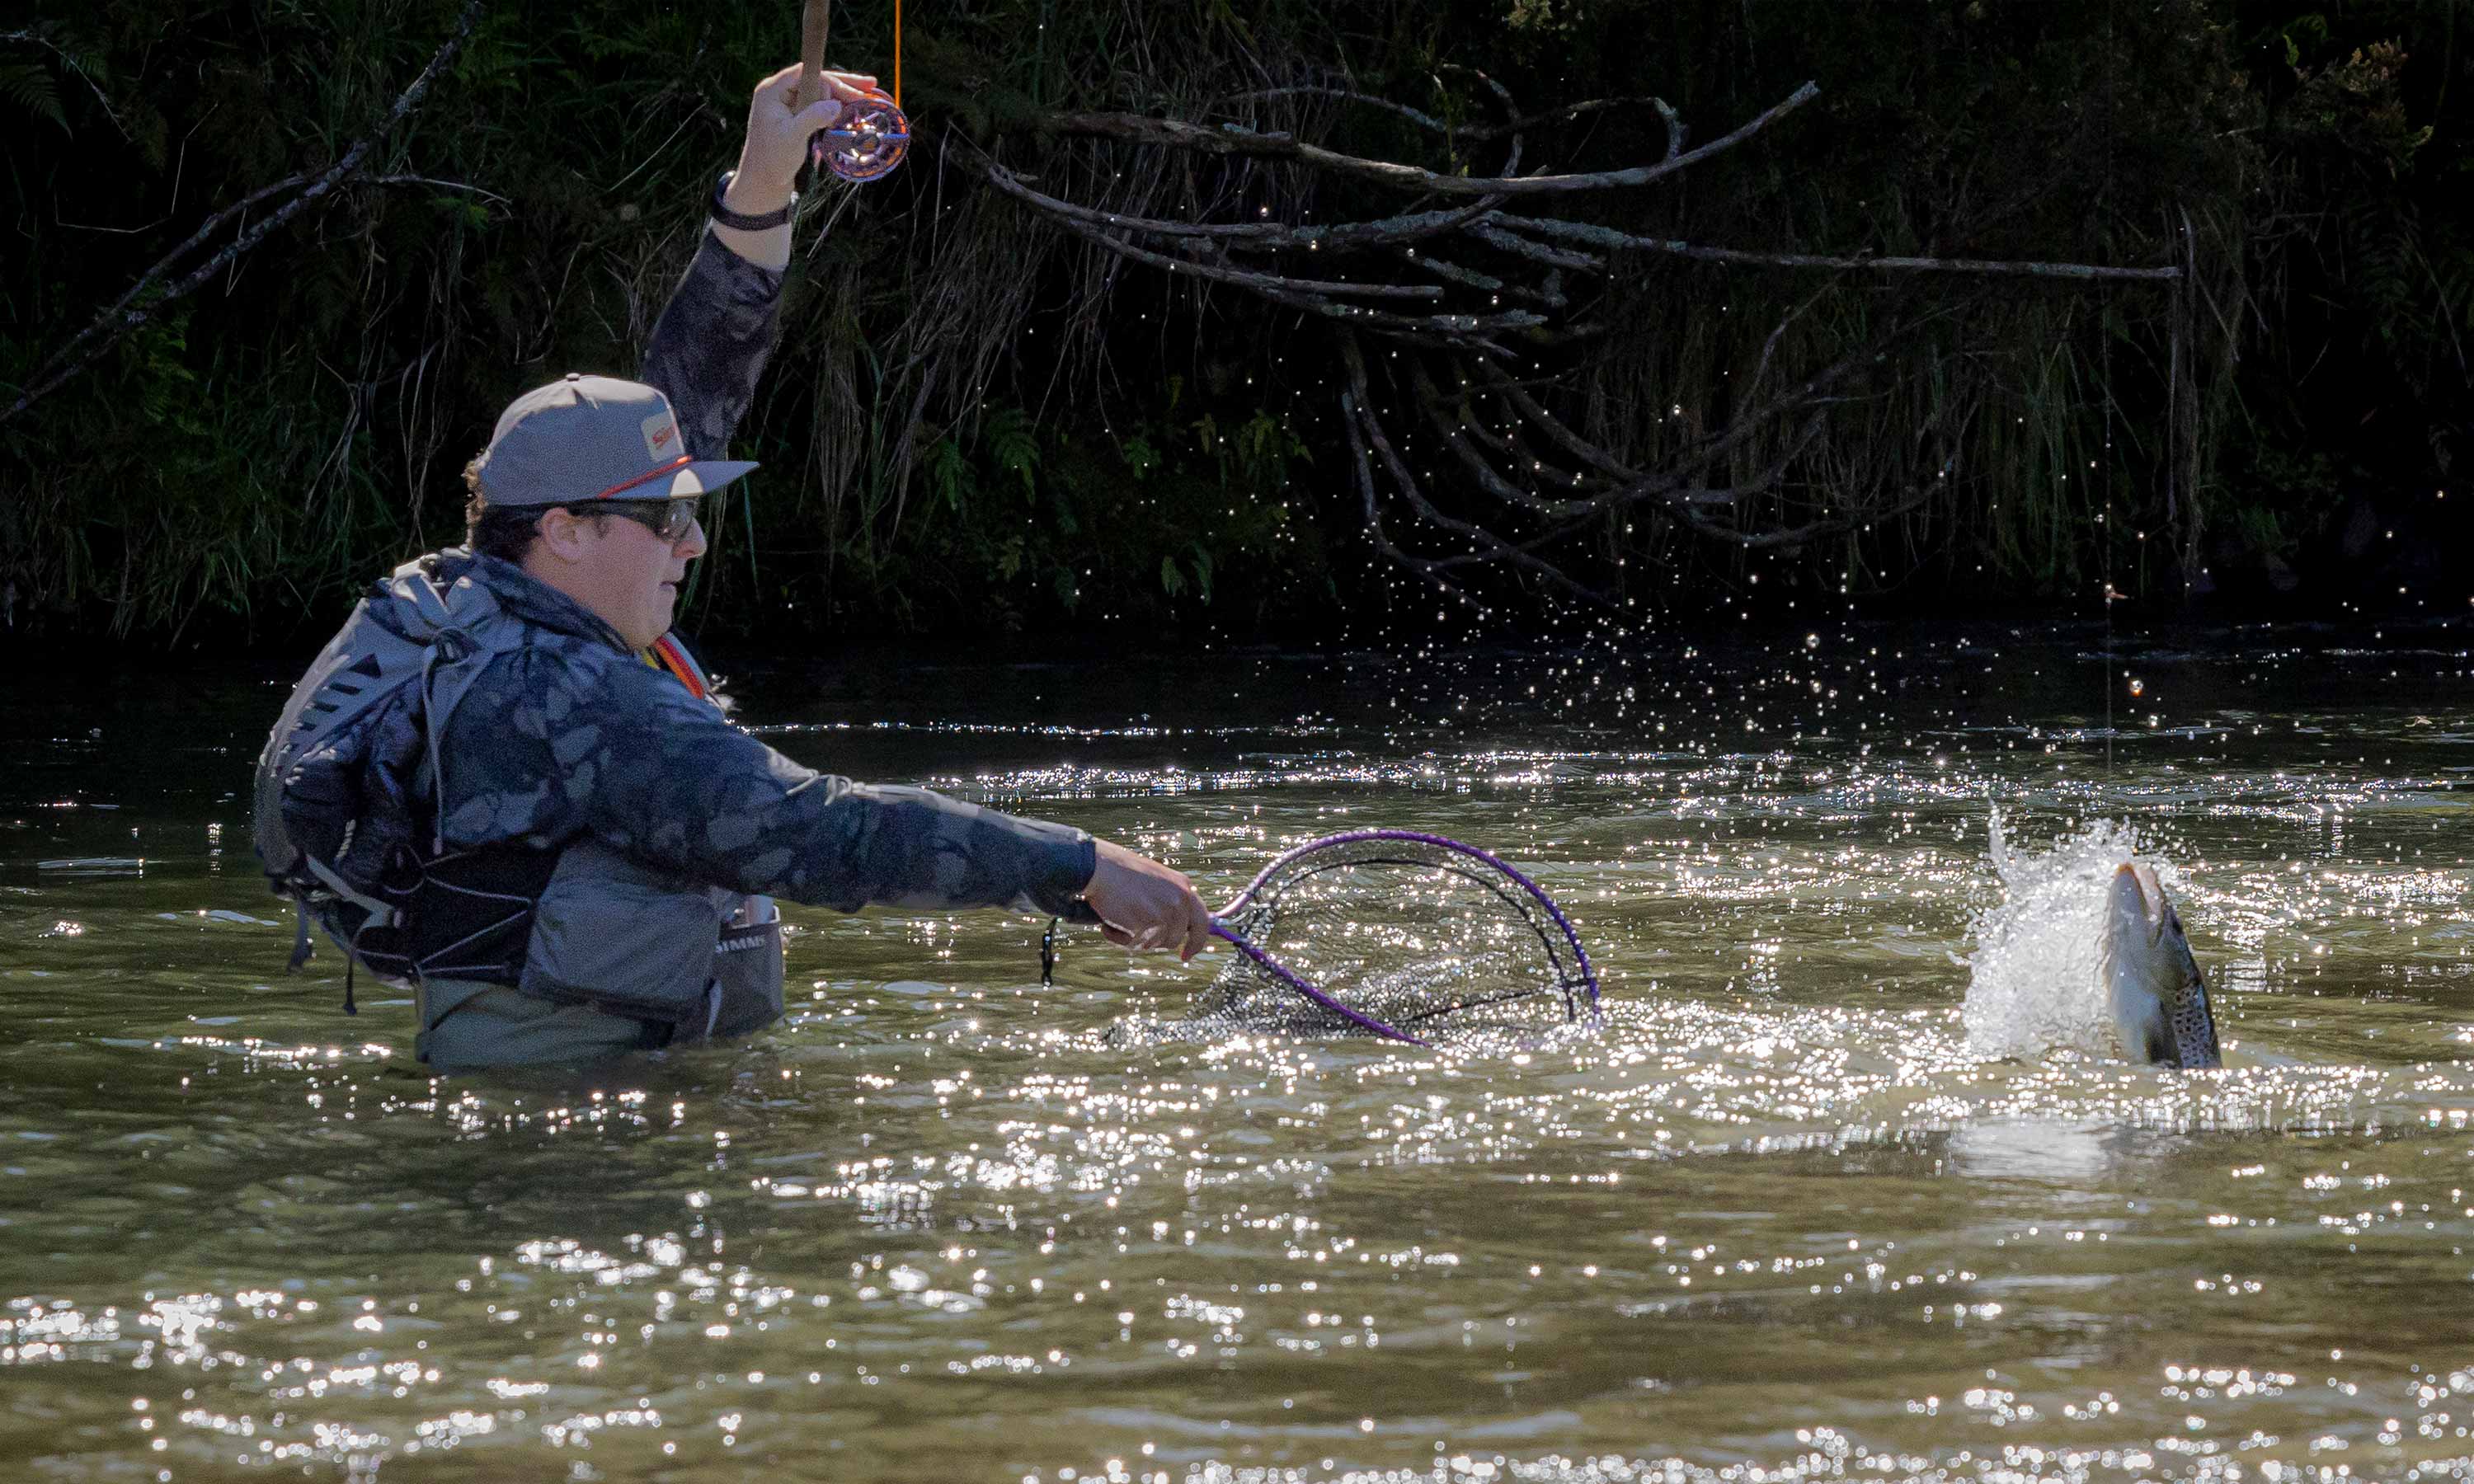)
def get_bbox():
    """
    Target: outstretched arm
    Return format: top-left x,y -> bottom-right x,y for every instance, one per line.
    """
439,646 -> 1215,956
